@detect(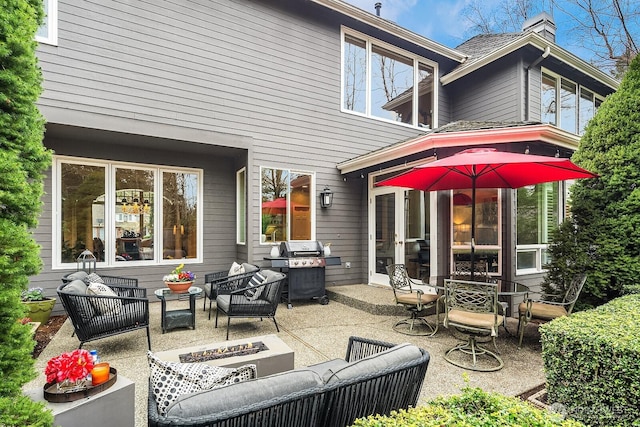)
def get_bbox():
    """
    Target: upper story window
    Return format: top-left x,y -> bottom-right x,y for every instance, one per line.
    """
261,167 -> 314,243
516,182 -> 560,274
342,28 -> 436,129
36,0 -> 57,45
236,168 -> 246,245
541,70 -> 604,135
54,157 -> 202,268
